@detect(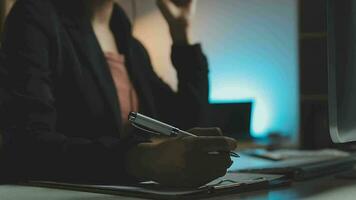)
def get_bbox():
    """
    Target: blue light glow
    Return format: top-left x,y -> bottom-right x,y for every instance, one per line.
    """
193,0 -> 299,139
